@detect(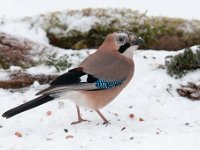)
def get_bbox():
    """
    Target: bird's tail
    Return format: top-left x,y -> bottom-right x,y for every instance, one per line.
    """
2,95 -> 54,119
